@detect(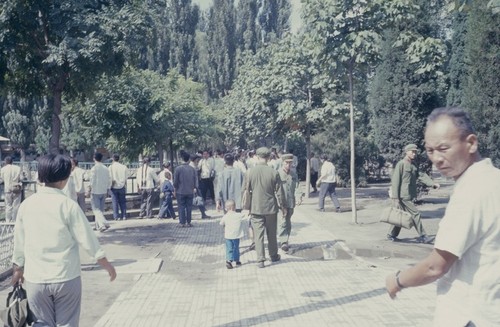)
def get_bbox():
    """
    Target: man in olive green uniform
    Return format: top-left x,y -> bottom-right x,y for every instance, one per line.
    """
243,147 -> 286,268
278,154 -> 299,252
388,144 -> 440,243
